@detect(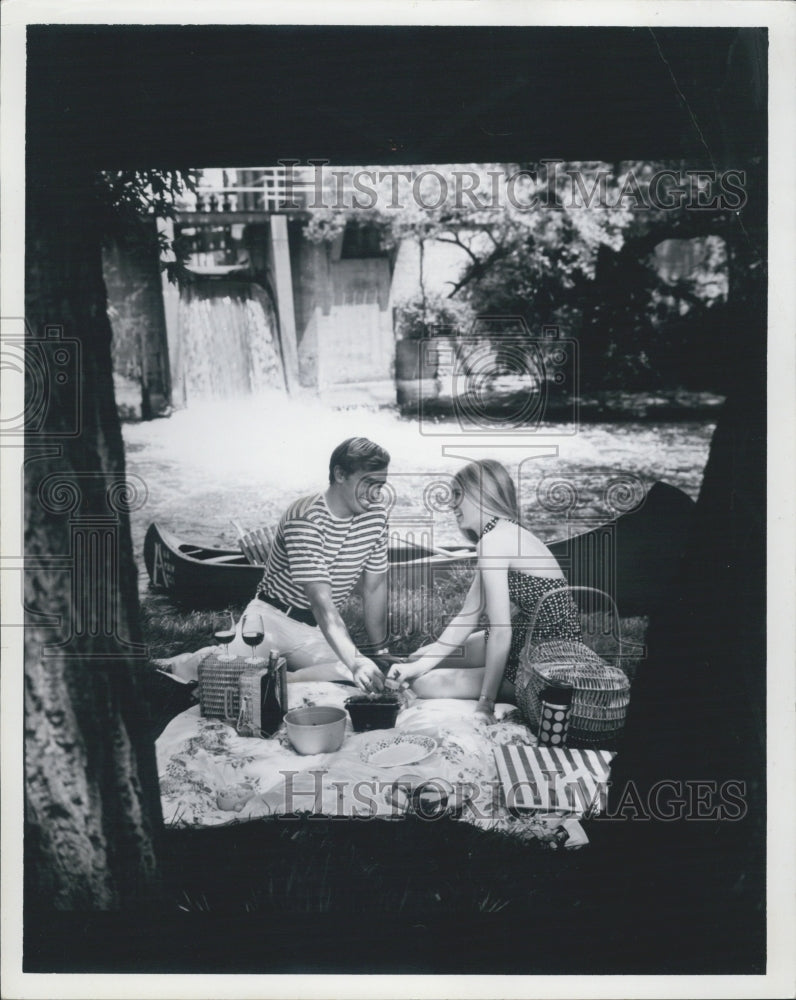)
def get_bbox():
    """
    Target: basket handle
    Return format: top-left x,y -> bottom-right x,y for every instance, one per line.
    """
526,584 -> 628,658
